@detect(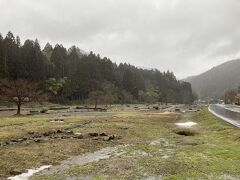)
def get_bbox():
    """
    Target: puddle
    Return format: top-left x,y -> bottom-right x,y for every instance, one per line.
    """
9,145 -> 128,179
63,146 -> 124,165
9,137 -> 178,179
8,165 -> 51,180
38,145 -> 127,176
175,121 -> 197,128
